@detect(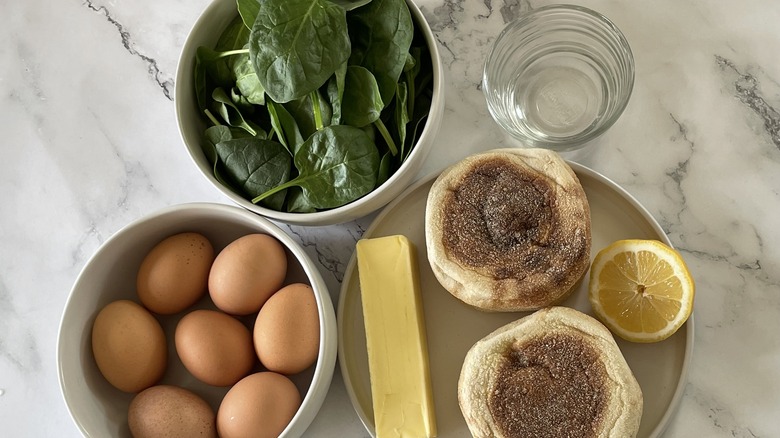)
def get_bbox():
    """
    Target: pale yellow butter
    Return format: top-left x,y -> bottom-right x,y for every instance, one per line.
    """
356,235 -> 437,438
